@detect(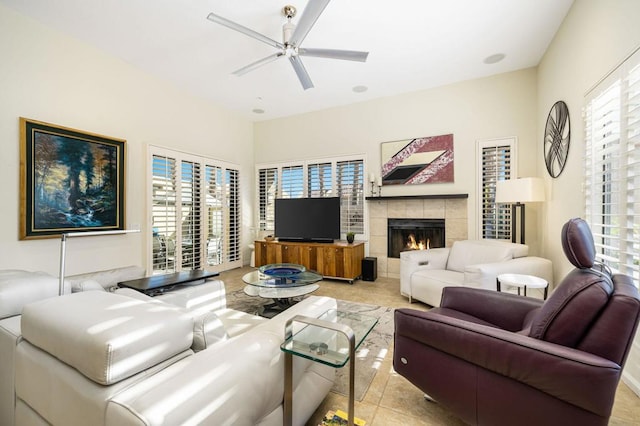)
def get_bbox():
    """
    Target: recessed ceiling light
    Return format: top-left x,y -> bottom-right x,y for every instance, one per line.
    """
484,53 -> 506,64
252,108 -> 265,114
352,85 -> 368,93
